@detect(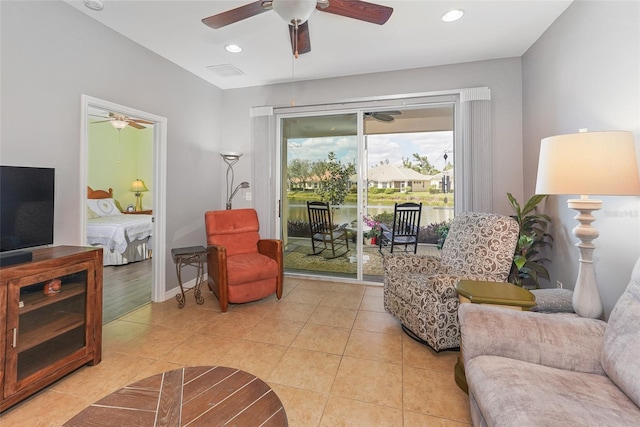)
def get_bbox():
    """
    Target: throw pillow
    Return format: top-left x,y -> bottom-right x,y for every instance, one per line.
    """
530,288 -> 574,313
86,206 -> 99,219
87,198 -> 122,217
